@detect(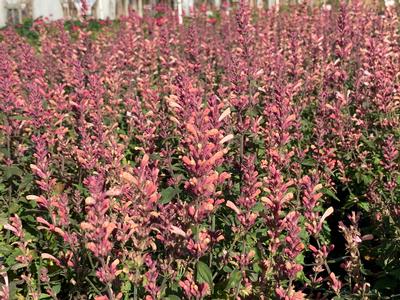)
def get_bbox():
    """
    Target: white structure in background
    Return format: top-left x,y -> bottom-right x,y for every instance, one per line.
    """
32,0 -> 63,20
177,0 -> 182,23
0,0 -> 121,27
0,0 -> 6,27
1,0 -> 26,26
73,0 -> 97,15
385,0 -> 395,6
182,0 -> 193,15
97,0 -> 116,19
0,0 -> 252,28
5,0 -> 397,29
